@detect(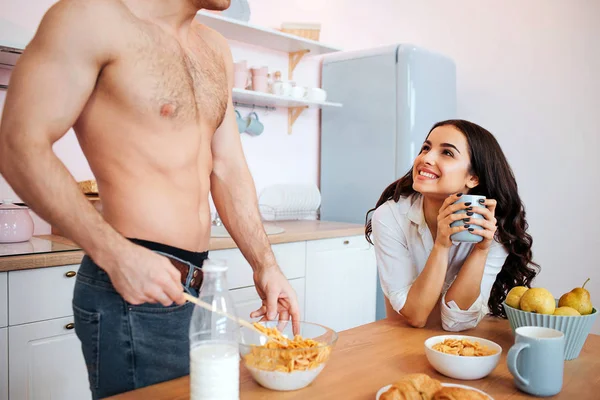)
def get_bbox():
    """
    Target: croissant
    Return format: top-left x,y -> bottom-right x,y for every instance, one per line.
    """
432,386 -> 488,400
380,373 -> 443,400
